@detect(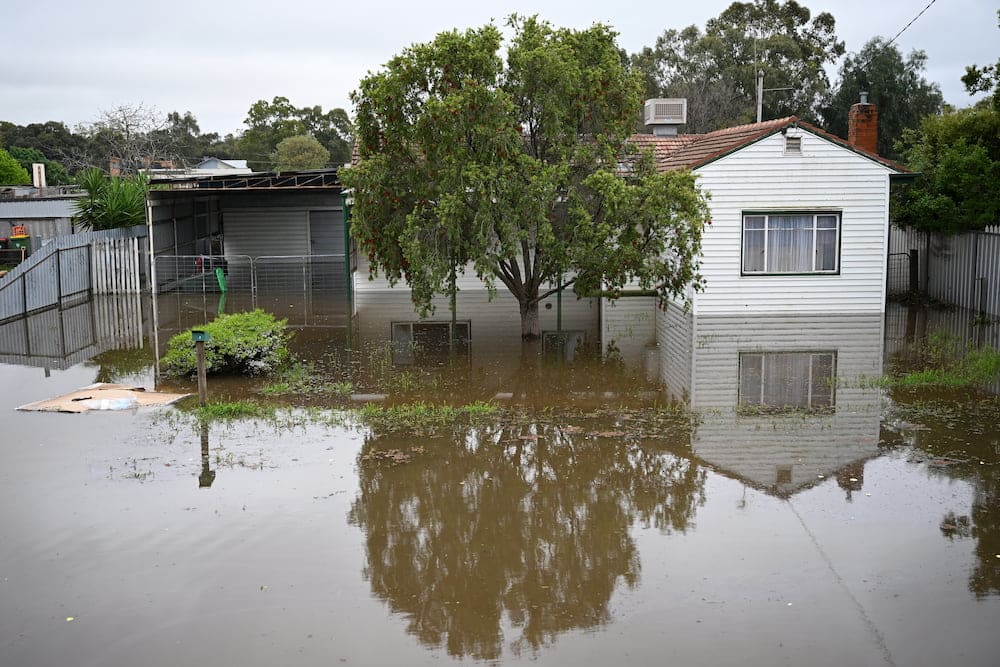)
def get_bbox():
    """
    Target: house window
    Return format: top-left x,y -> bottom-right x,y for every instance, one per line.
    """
542,330 -> 586,362
742,213 -> 840,274
391,321 -> 470,365
775,465 -> 794,485
738,351 -> 836,413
